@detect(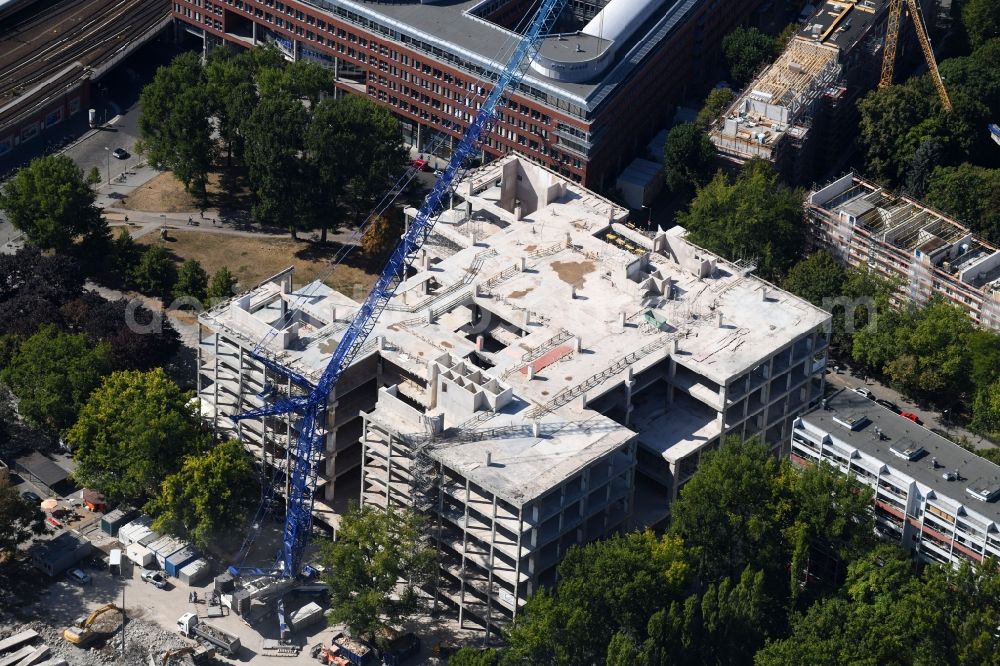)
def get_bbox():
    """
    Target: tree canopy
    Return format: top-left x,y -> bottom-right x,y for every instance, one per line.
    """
207,266 -> 237,302
502,531 -> 689,665
0,470 -> 45,563
137,52 -> 214,197
320,503 -> 436,646
243,95 -> 309,231
857,36 -> 1000,188
131,245 -> 178,301
925,163 -> 1000,244
696,87 -> 734,129
677,159 -> 804,280
722,27 -> 779,86
781,251 -> 847,308
961,0 -> 1000,50
146,438 -> 257,549
0,155 -> 106,252
173,259 -> 208,303
1,325 -> 112,432
501,439 -> 876,666
756,545 -> 1000,666
304,96 -> 407,241
663,122 -> 717,195
67,368 -> 208,503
